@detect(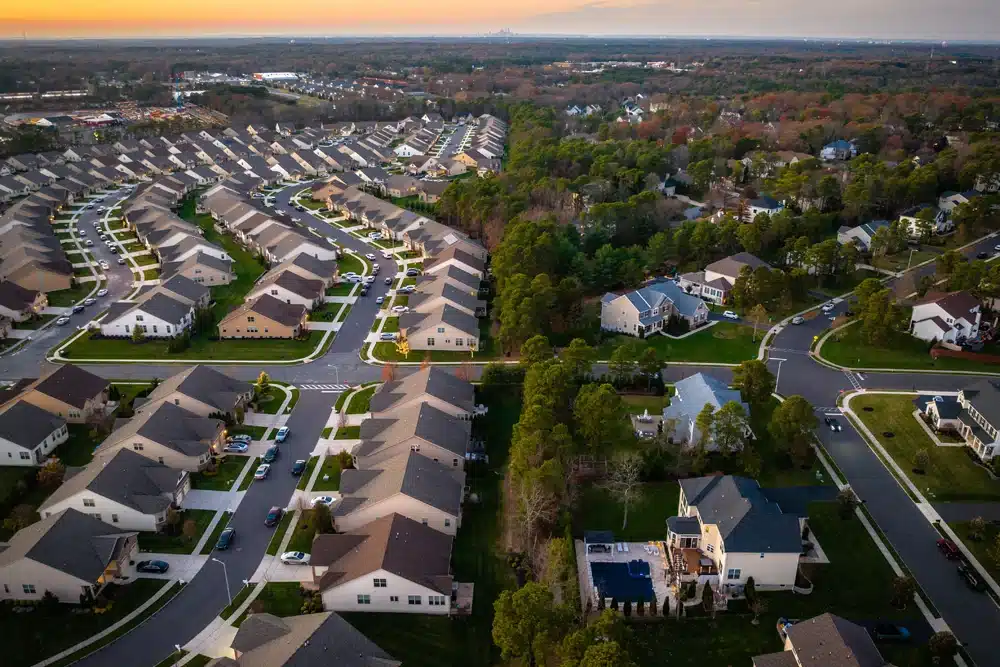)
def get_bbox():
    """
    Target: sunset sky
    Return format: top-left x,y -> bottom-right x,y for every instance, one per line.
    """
1,0 -> 999,40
